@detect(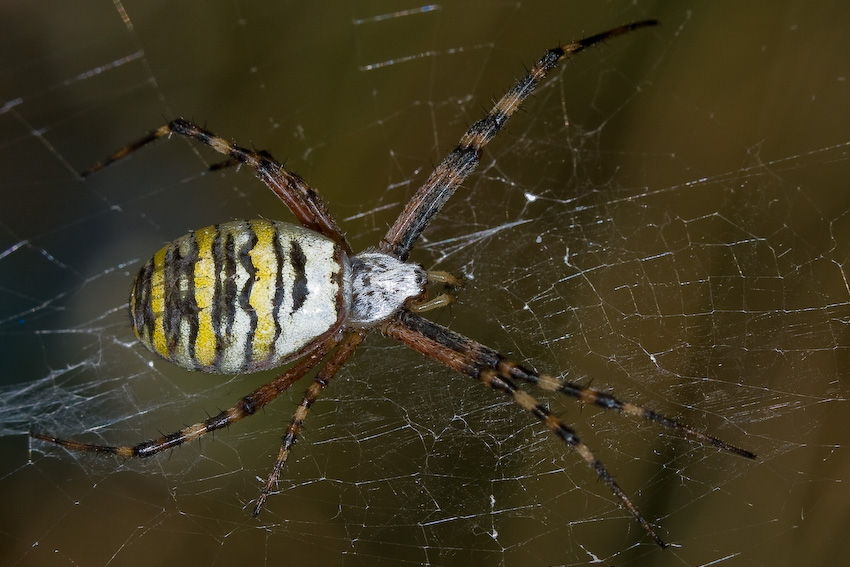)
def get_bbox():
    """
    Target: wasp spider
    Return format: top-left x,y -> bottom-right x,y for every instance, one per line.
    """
32,20 -> 754,548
